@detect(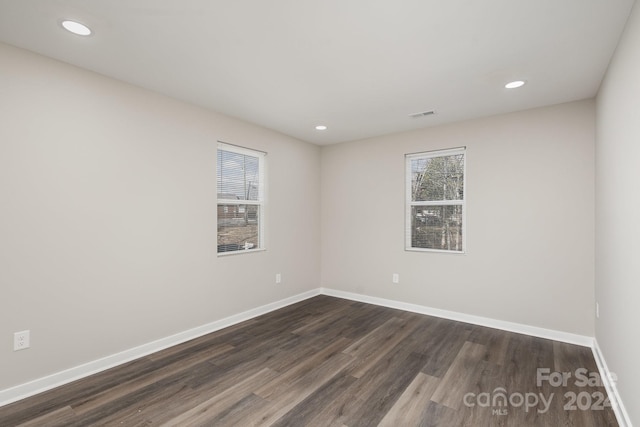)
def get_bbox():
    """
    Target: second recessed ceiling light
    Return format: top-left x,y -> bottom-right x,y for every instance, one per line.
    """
61,20 -> 92,36
505,80 -> 526,89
